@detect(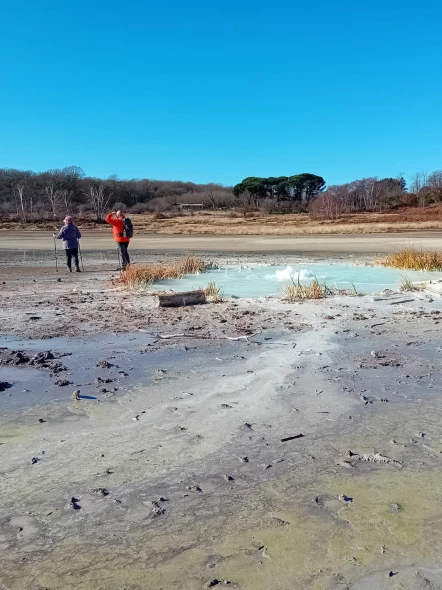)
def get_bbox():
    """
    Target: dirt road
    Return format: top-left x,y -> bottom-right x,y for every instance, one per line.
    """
1,230 -> 442,255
